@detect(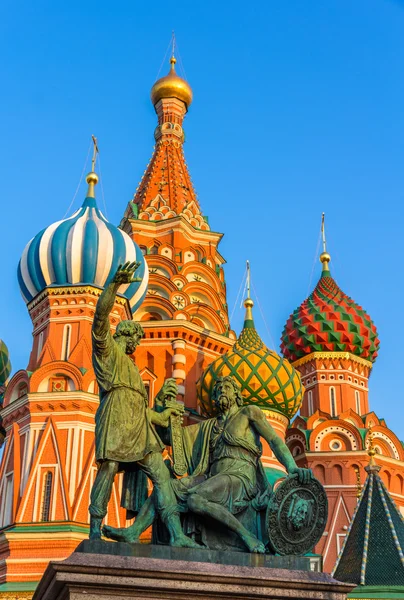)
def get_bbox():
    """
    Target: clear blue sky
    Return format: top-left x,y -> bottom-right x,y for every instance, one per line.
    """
1,1 -> 403,438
